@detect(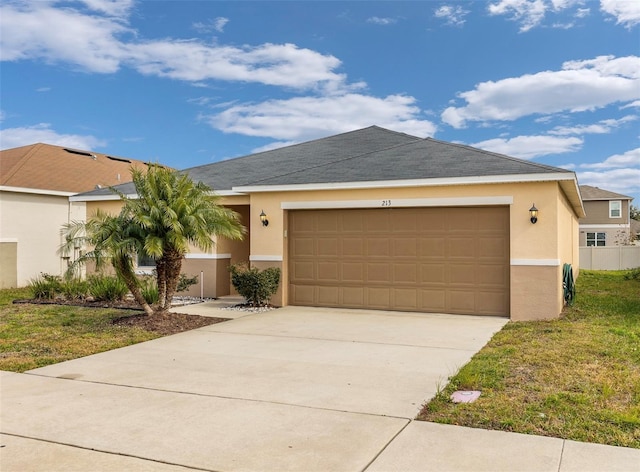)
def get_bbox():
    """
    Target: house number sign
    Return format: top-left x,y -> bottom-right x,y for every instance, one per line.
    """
381,200 -> 392,207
